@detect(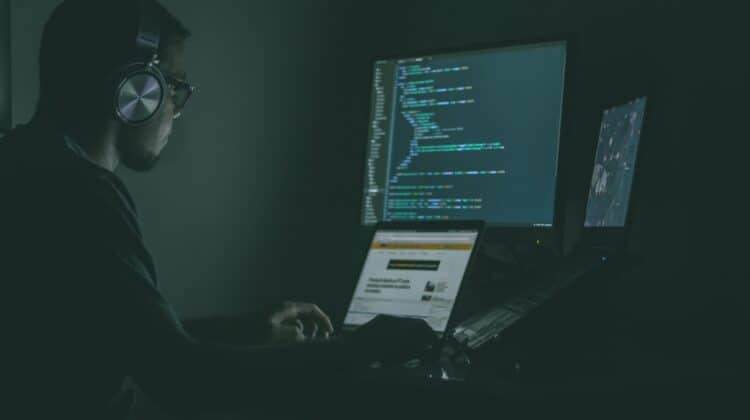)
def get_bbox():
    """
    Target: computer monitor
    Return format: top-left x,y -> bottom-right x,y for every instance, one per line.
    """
361,39 -> 570,227
343,221 -> 483,335
584,96 -> 647,228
